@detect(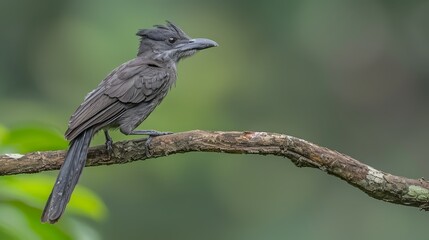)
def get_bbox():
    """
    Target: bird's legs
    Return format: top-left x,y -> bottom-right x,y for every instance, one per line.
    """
105,129 -> 171,157
129,130 -> 172,147
125,130 -> 172,157
104,129 -> 114,155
